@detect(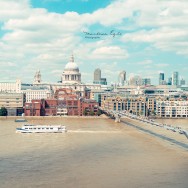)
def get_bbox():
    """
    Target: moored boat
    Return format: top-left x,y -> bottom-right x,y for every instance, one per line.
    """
16,124 -> 67,133
15,119 -> 27,122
